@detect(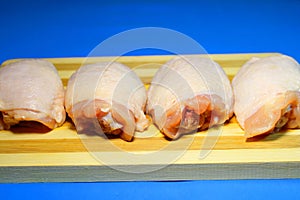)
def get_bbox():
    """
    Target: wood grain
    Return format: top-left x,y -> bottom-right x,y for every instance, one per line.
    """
1,53 -> 299,183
